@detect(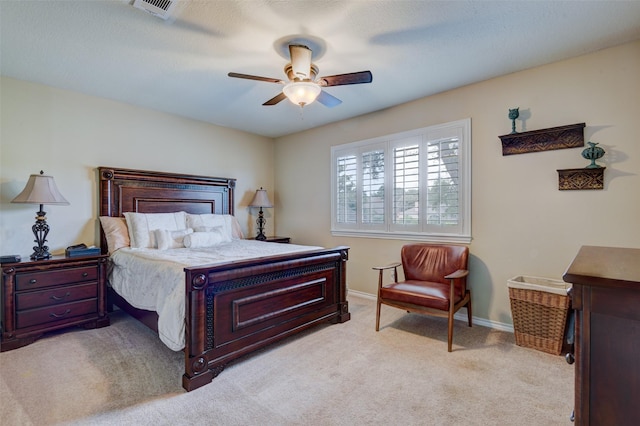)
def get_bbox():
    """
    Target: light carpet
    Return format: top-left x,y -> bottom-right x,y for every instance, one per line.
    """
0,295 -> 573,425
